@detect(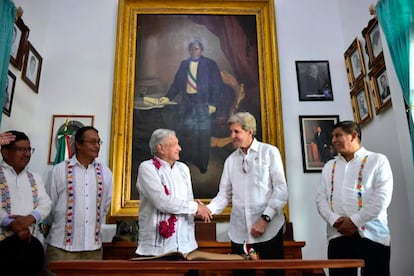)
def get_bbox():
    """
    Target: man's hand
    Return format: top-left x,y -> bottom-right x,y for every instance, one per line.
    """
333,216 -> 358,236
195,200 -> 213,223
10,215 -> 36,229
159,97 -> 170,104
208,105 -> 216,114
8,215 -> 35,241
250,218 -> 268,238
